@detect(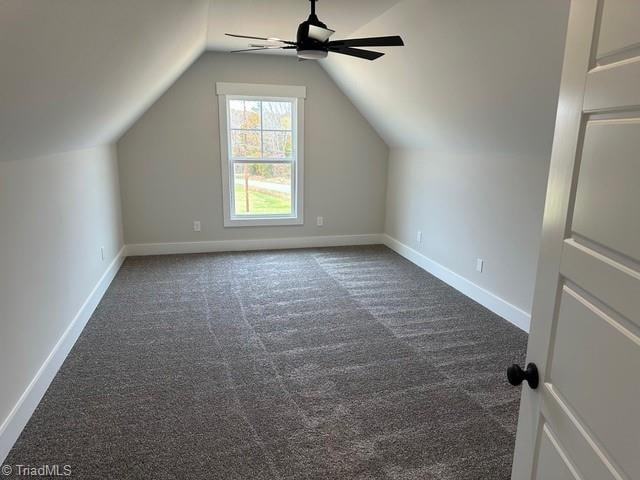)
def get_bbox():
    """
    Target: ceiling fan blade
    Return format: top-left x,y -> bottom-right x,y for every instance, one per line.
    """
328,36 -> 404,48
328,47 -> 385,61
230,47 -> 284,53
308,25 -> 335,42
230,45 -> 297,53
226,33 -> 297,45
